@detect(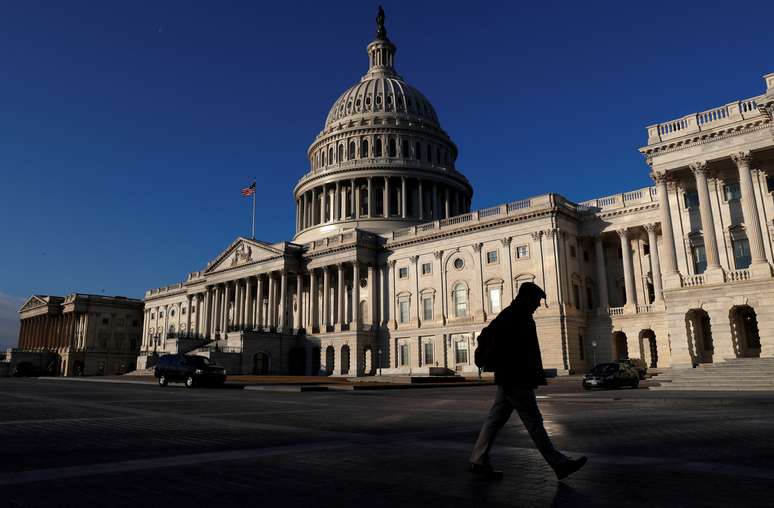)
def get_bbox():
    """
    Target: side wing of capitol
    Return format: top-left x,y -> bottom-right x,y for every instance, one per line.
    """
136,18 -> 774,377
